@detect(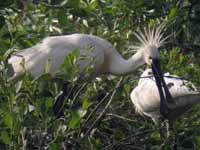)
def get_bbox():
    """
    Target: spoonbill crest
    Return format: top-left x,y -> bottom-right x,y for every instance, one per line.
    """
8,24 -> 169,116
130,69 -> 200,123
